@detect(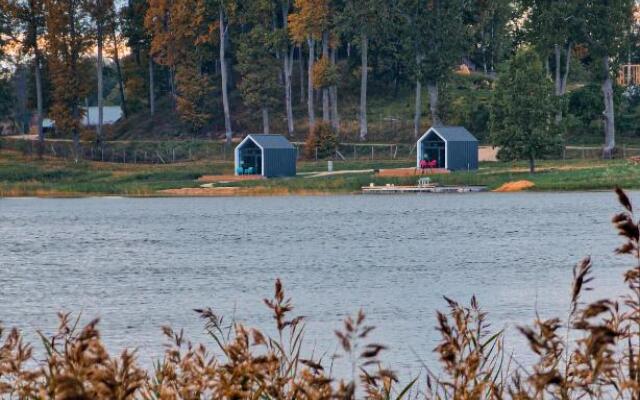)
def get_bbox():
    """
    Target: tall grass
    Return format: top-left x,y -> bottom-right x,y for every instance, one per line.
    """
3,189 -> 640,399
